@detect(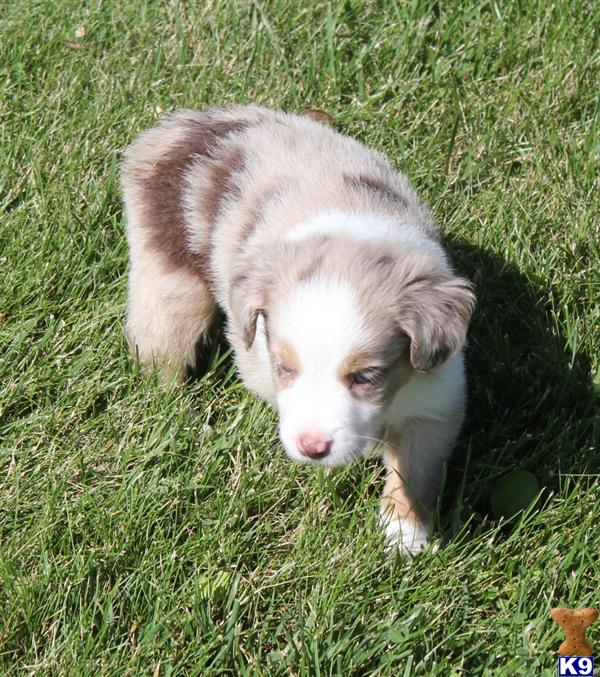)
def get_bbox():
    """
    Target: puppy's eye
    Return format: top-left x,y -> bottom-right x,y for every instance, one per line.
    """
348,370 -> 377,386
279,362 -> 294,375
276,362 -> 297,379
